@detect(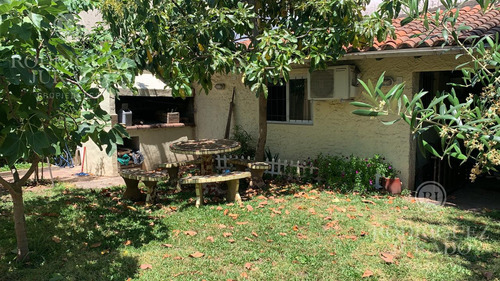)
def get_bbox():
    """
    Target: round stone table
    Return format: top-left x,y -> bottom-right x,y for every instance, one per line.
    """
170,139 -> 241,176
